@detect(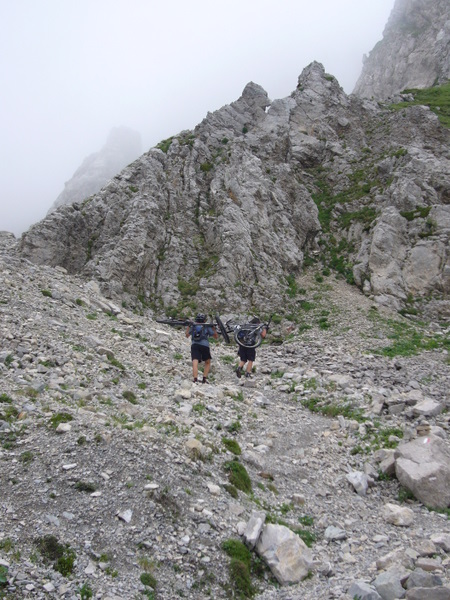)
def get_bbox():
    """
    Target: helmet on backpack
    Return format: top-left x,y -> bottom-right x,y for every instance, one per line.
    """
195,313 -> 206,323
250,316 -> 261,324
